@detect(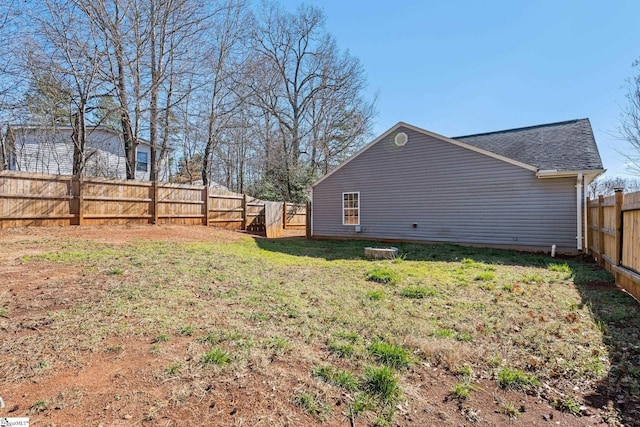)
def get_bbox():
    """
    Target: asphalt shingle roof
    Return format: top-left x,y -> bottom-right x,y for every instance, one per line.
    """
453,118 -> 603,171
